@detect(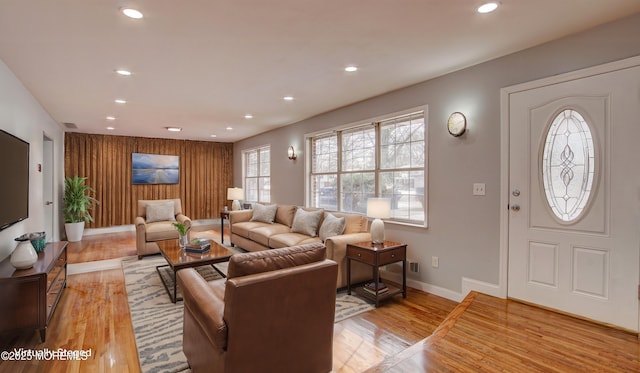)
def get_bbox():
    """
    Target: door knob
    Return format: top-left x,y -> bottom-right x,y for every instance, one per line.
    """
512,189 -> 520,197
45,201 -> 53,205
511,204 -> 520,211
